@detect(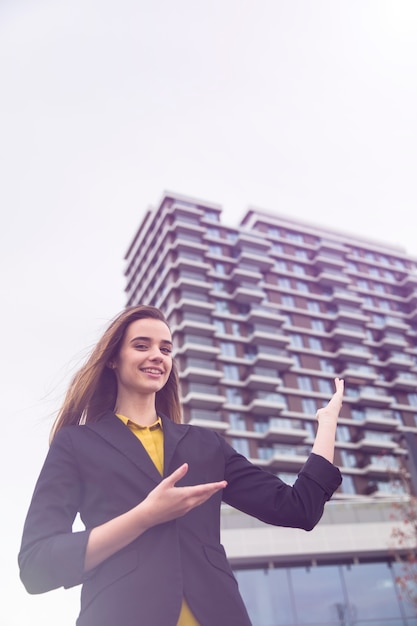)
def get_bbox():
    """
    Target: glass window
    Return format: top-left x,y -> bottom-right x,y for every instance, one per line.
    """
287,231 -> 303,243
231,437 -> 250,456
340,474 -> 356,494
223,364 -> 240,380
408,393 -> 417,406
311,319 -> 325,332
307,300 -> 320,312
205,210 -> 219,222
296,281 -> 309,293
290,334 -> 303,348
297,376 -> 312,391
213,319 -> 226,334
275,259 -> 287,271
220,342 -> 236,357
282,294 -> 295,307
234,568 -> 294,626
226,388 -> 243,405
342,562 -> 403,621
291,564 -> 346,624
293,264 -> 305,275
374,283 -> 385,294
336,425 -> 351,442
340,449 -> 357,467
320,358 -> 335,373
211,281 -> 225,293
209,244 -> 222,255
301,398 -> 317,414
308,337 -> 322,350
318,378 -> 333,394
278,277 -> 291,289
206,226 -> 219,237
215,300 -> 230,313
229,412 -> 246,430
